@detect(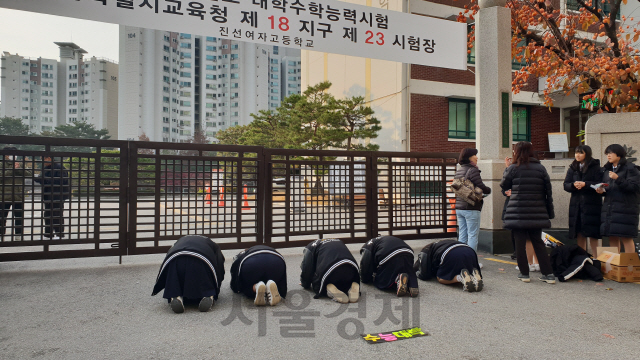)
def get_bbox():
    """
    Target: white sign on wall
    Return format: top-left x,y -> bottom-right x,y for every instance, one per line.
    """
548,132 -> 569,152
0,0 -> 468,70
